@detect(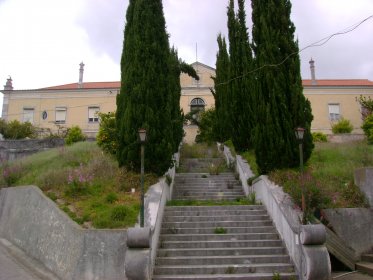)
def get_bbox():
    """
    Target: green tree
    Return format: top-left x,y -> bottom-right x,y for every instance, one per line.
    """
97,112 -> 117,155
229,0 -> 255,152
212,34 -> 231,142
195,108 -> 217,144
251,0 -> 314,173
1,120 -> 36,139
117,0 -> 197,175
65,126 -> 86,145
